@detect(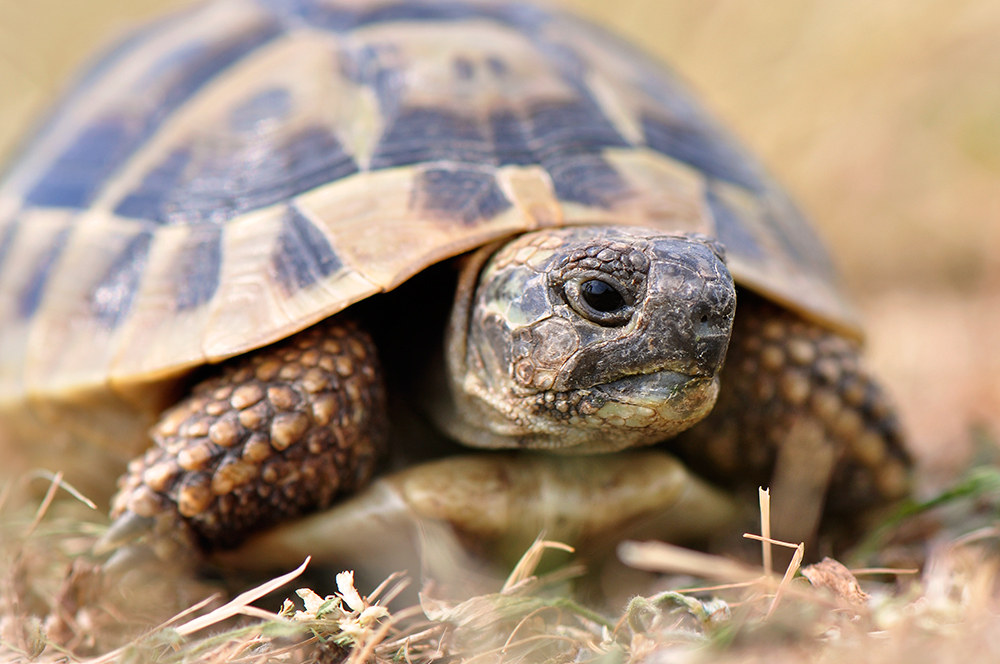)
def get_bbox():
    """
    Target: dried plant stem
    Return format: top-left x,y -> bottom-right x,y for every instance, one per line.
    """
759,487 -> 772,577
